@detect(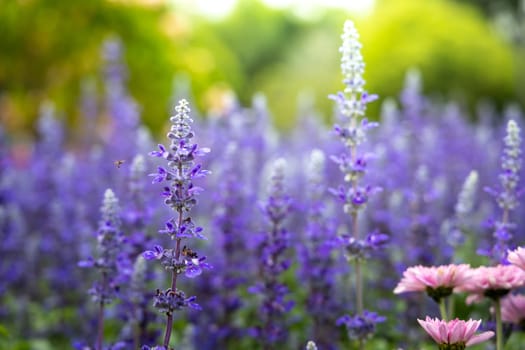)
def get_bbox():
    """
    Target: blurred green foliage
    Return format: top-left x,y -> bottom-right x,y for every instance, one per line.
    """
455,0 -> 523,15
0,0 -> 523,135
0,0 -> 178,133
359,0 -> 517,118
